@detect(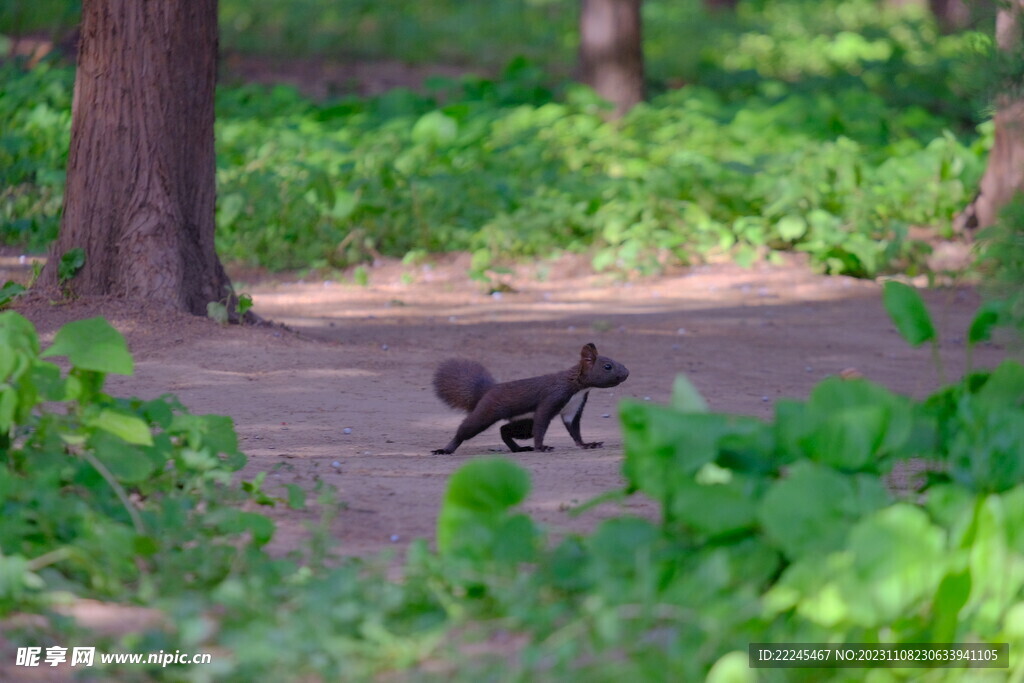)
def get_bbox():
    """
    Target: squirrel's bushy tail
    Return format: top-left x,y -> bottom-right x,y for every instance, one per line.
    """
433,358 -> 495,412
